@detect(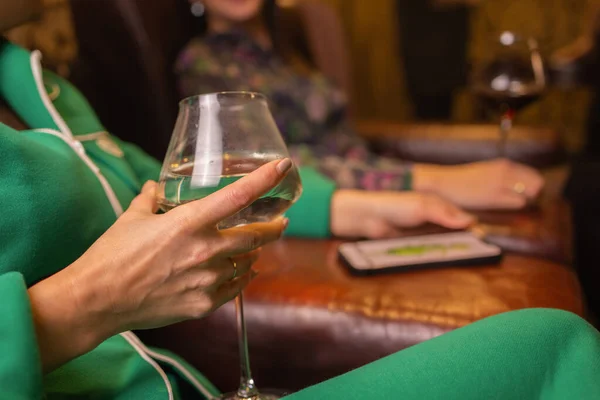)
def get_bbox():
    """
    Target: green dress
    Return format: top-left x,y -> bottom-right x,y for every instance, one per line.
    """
0,41 -> 332,399
1,41 -> 600,399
